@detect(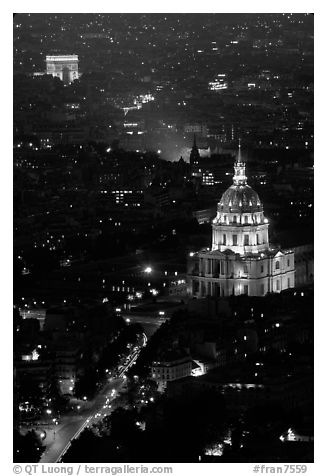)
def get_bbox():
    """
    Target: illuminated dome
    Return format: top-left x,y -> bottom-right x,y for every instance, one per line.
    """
187,140 -> 295,300
217,141 -> 262,213
218,184 -> 262,213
